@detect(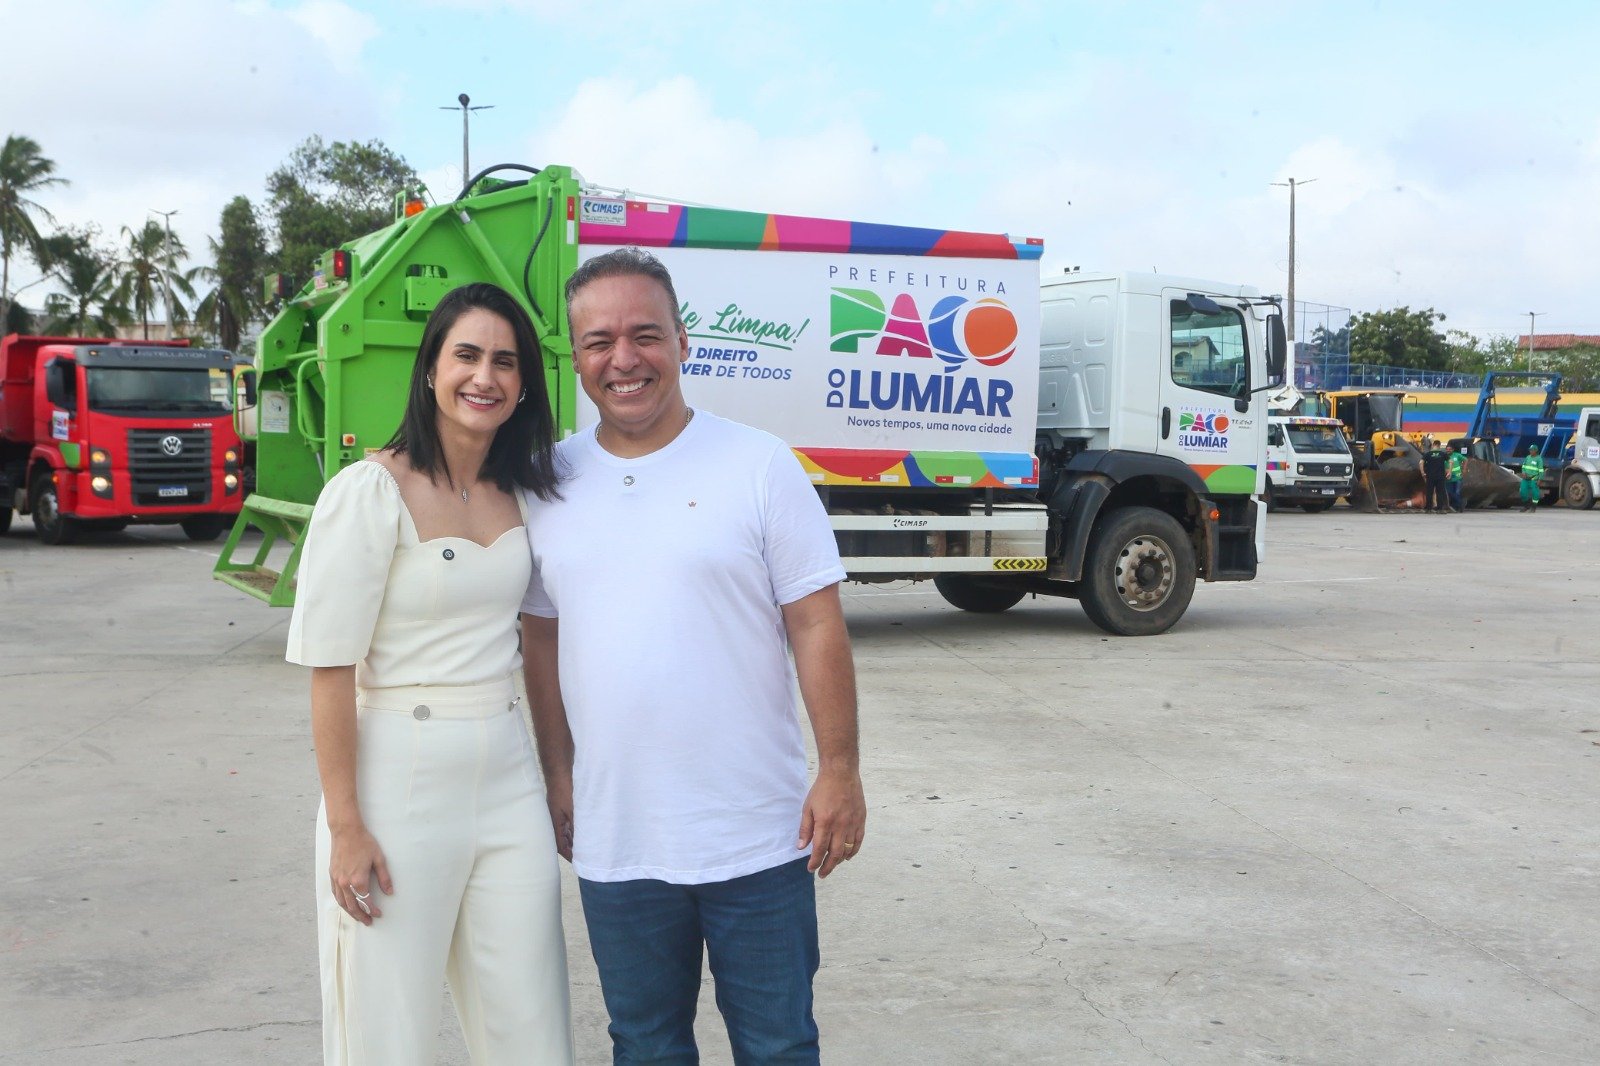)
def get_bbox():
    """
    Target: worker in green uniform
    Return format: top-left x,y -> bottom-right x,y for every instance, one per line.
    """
1446,443 -> 1466,513
1519,445 -> 1546,512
